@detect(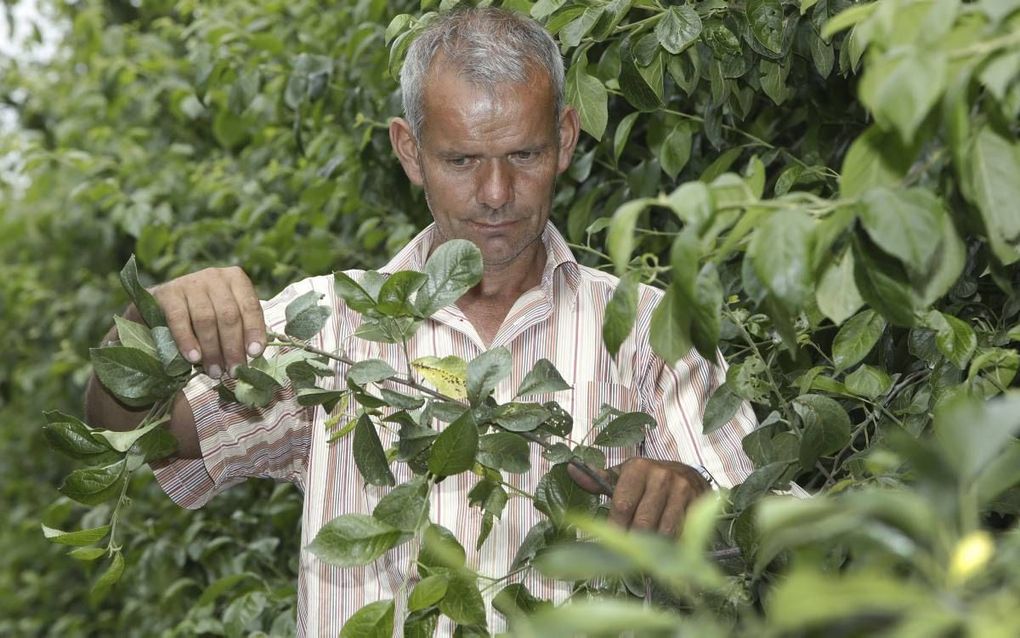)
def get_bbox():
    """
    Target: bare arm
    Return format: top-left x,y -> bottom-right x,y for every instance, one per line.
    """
83,266 -> 266,460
